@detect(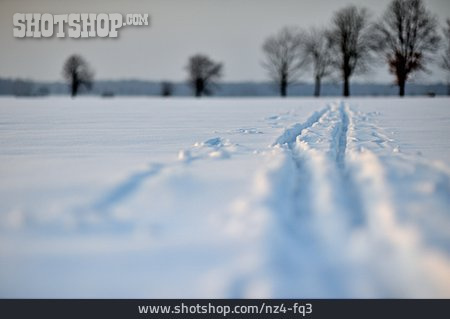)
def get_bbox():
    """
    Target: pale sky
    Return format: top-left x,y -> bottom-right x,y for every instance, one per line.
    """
1,0 -> 449,83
